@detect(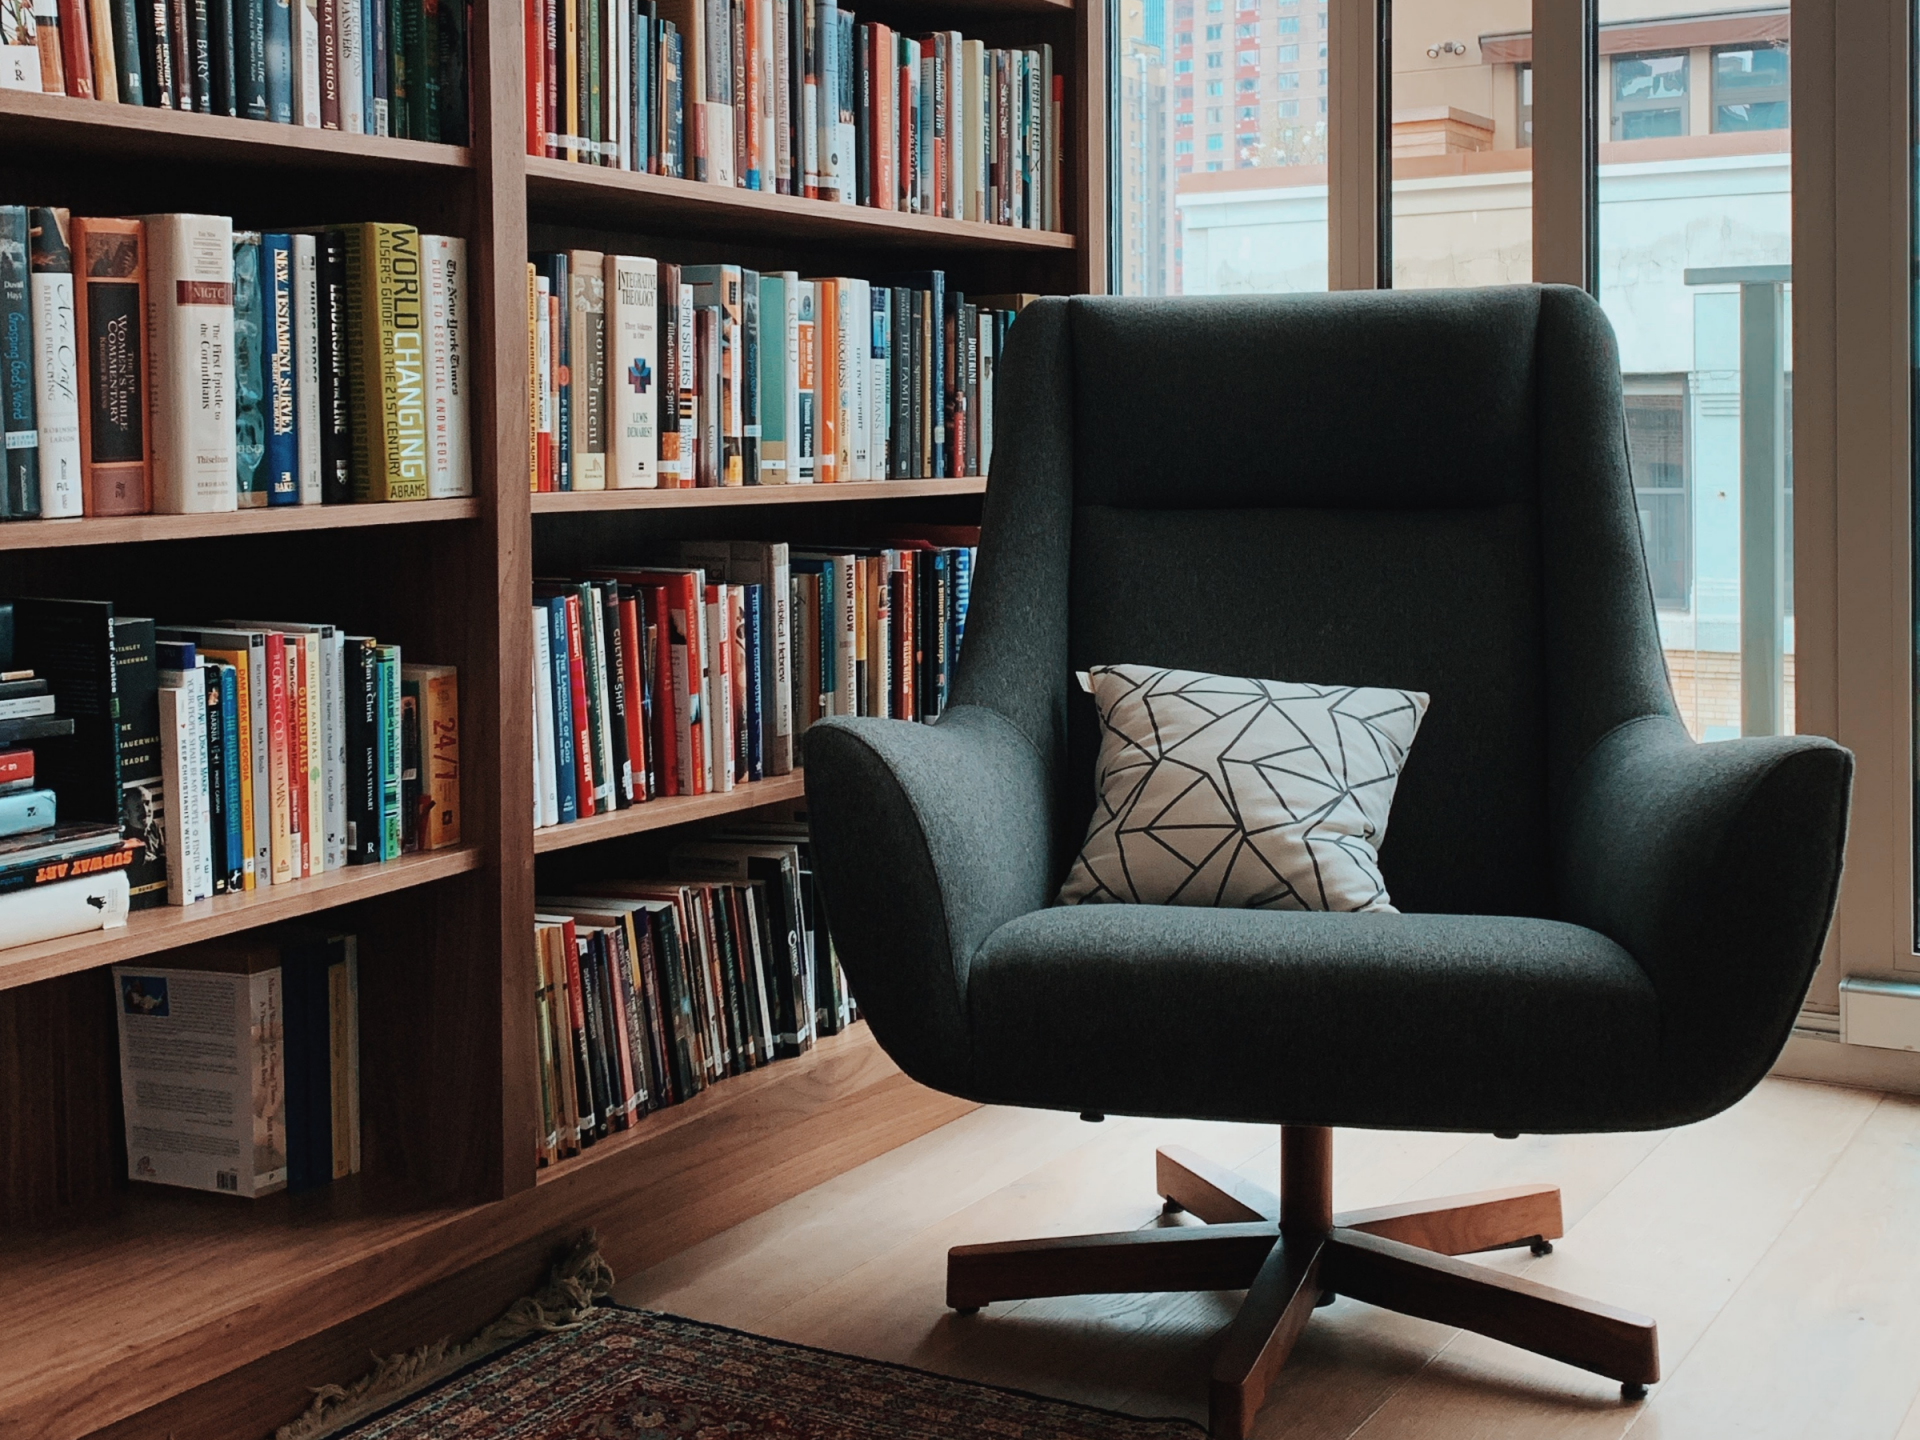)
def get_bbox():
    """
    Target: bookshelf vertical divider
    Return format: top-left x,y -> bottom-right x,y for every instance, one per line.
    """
0,0 -> 1099,1428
